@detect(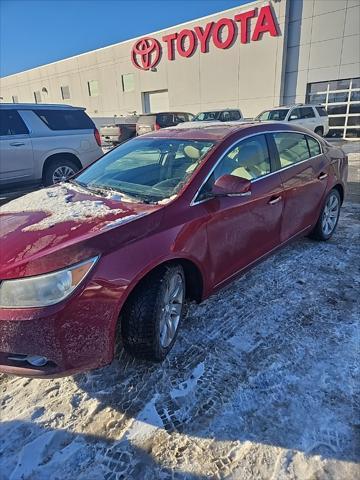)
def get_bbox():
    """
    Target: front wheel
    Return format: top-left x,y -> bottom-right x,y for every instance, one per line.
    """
309,189 -> 341,241
121,265 -> 186,361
